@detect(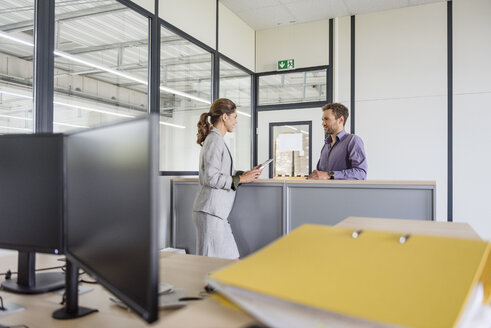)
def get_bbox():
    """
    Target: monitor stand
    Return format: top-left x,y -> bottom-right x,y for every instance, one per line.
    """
52,259 -> 97,320
1,251 -> 65,294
